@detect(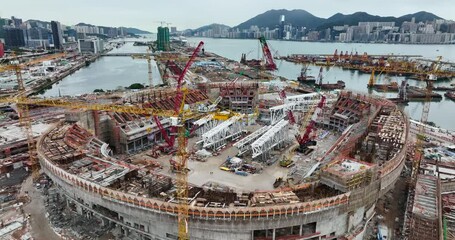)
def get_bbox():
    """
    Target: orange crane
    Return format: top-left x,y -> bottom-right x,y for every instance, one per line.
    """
411,56 -> 441,185
0,52 -> 66,179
